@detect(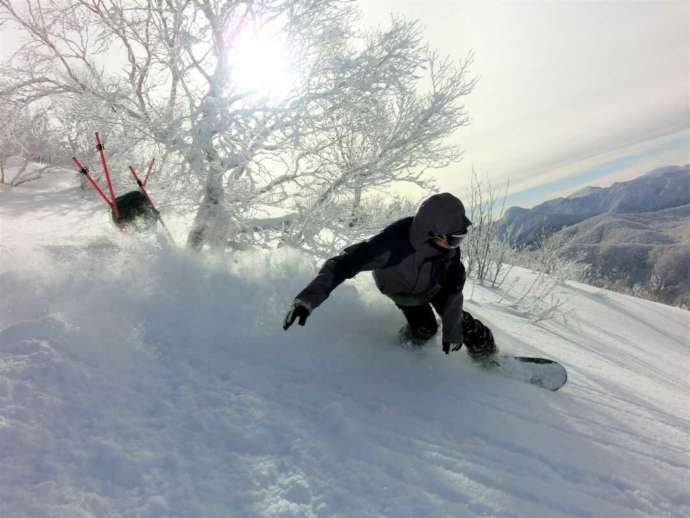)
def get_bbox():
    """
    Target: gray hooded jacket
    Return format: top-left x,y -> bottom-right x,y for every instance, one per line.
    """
296,193 -> 472,344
